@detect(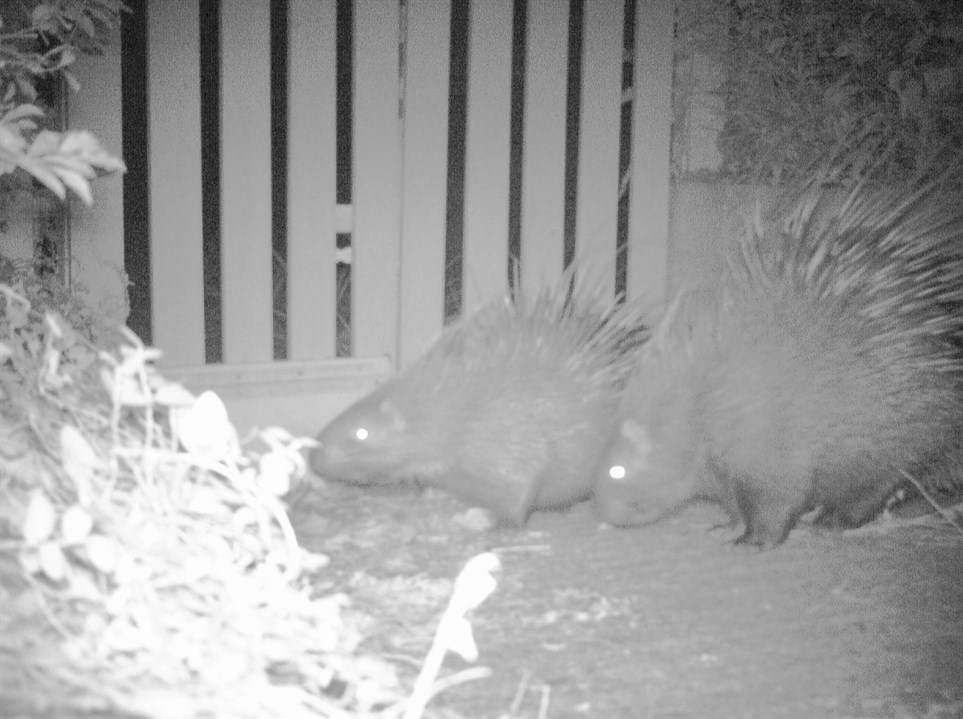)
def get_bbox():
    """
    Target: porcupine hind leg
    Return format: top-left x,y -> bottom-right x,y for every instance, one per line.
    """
811,471 -> 901,530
